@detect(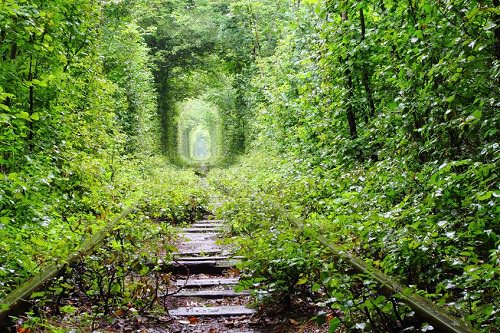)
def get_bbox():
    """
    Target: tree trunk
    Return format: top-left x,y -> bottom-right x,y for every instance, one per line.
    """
342,10 -> 357,139
28,55 -> 34,151
360,8 -> 376,120
248,4 -> 262,58
494,0 -> 500,61
346,71 -> 357,139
